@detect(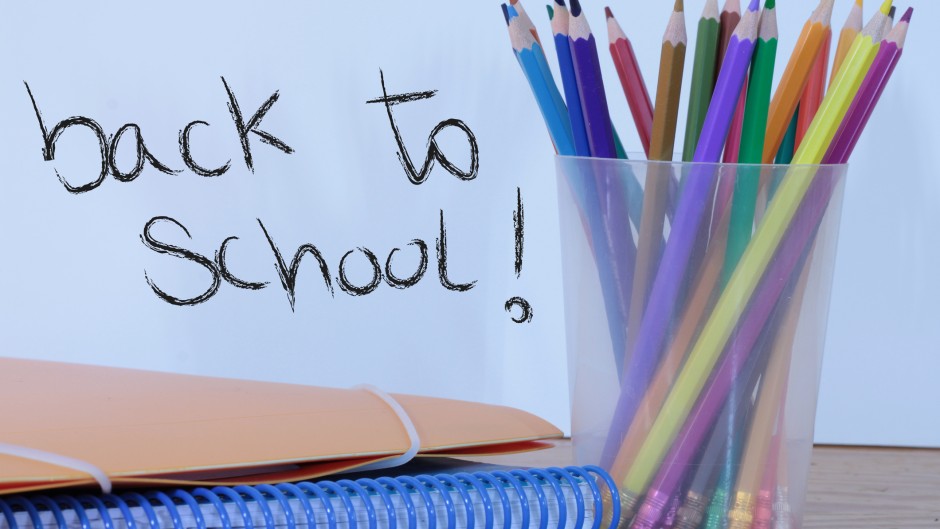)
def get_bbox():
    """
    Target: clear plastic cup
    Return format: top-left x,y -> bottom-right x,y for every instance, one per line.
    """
556,156 -> 847,529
